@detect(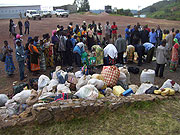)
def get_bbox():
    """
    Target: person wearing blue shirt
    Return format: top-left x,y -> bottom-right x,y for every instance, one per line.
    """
15,40 -> 26,81
143,42 -> 155,63
149,28 -> 157,46
71,35 -> 78,48
73,41 -> 85,67
125,25 -> 131,45
175,30 -> 180,43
